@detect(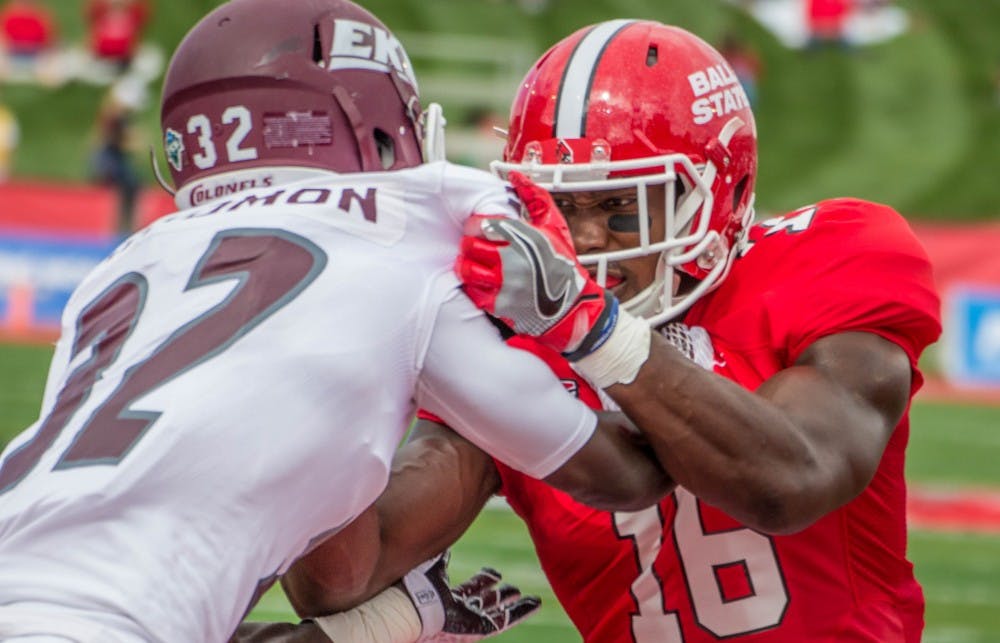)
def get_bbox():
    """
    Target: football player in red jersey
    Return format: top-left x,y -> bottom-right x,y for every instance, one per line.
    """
448,19 -> 941,642
242,18 -> 942,643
